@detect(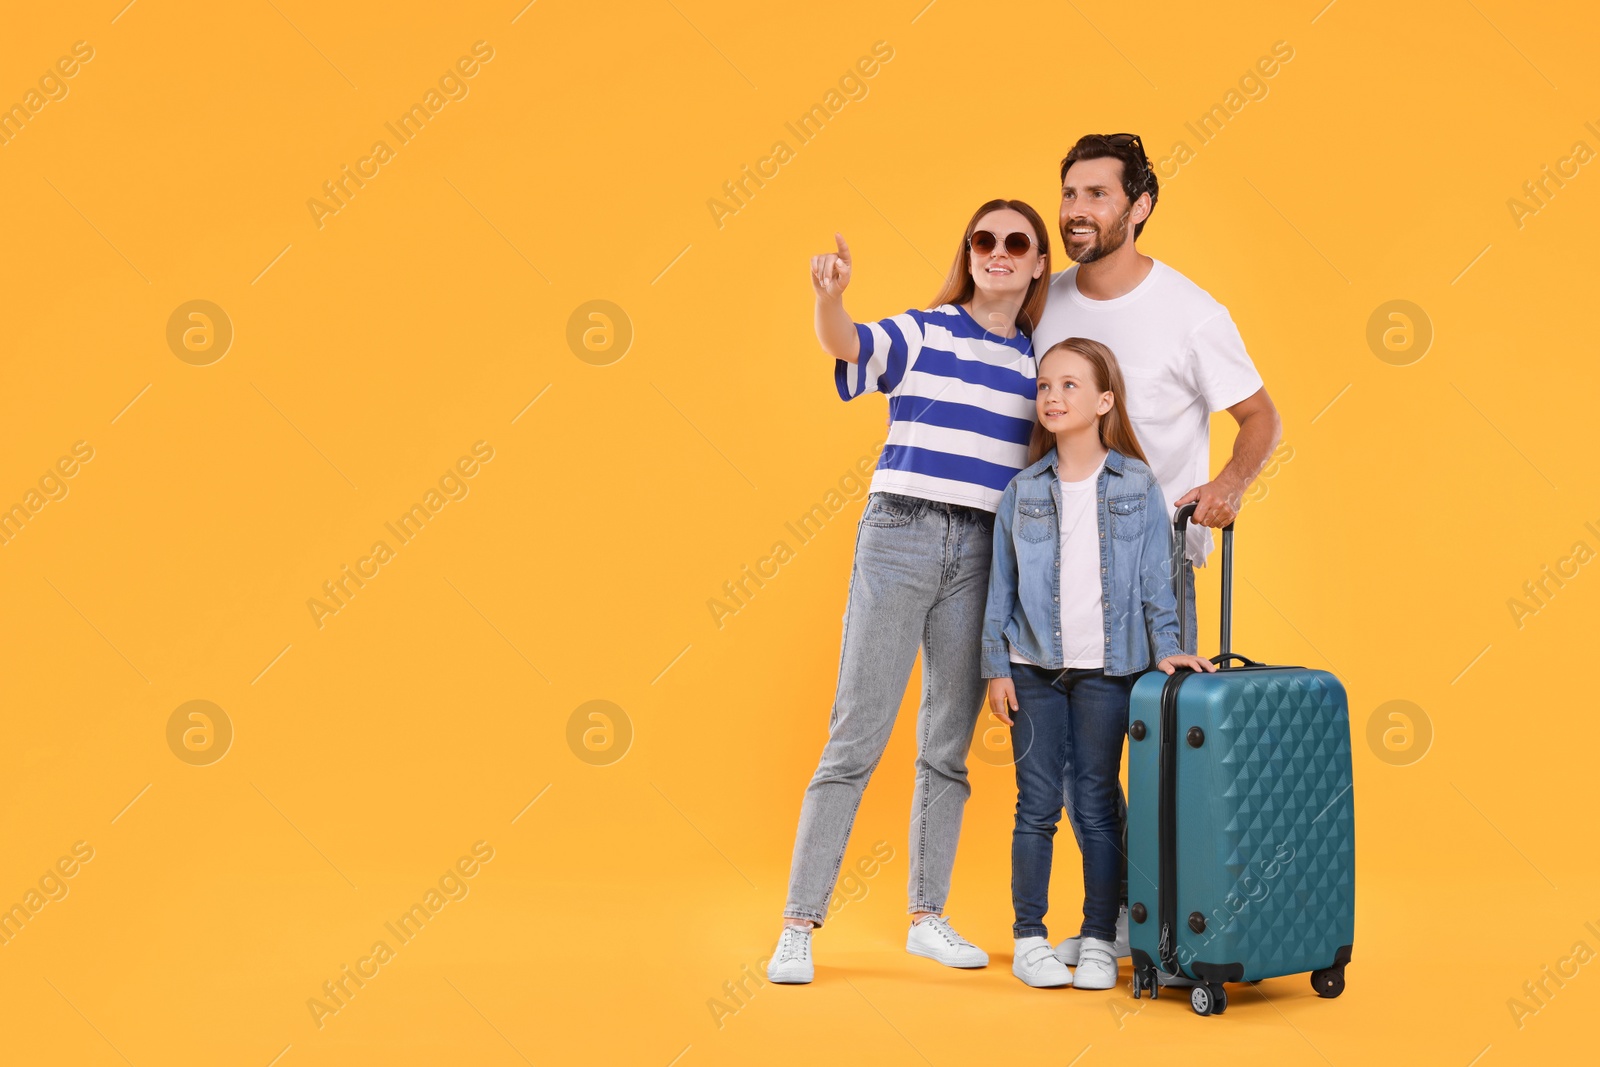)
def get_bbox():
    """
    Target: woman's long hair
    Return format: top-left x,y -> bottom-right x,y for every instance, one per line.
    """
1025,338 -> 1149,467
929,199 -> 1051,338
